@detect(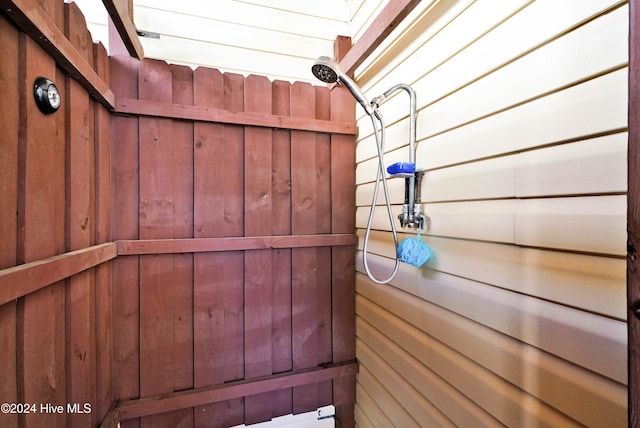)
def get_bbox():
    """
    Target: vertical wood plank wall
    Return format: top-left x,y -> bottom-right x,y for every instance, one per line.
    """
0,2 -> 357,427
351,0 -> 628,427
109,57 -> 357,427
0,3 -> 112,428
